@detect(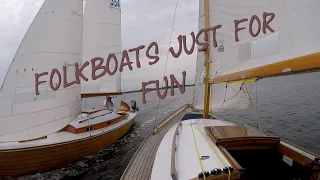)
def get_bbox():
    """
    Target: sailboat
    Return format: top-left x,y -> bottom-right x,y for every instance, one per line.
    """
0,0 -> 137,178
121,0 -> 320,180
